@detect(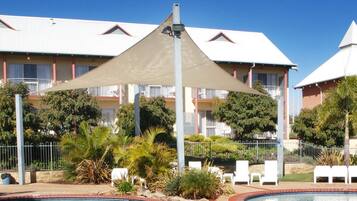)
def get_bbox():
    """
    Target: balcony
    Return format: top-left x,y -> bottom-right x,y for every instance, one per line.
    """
7,78 -> 52,95
88,86 -> 119,97
196,89 -> 228,99
139,85 -> 175,98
